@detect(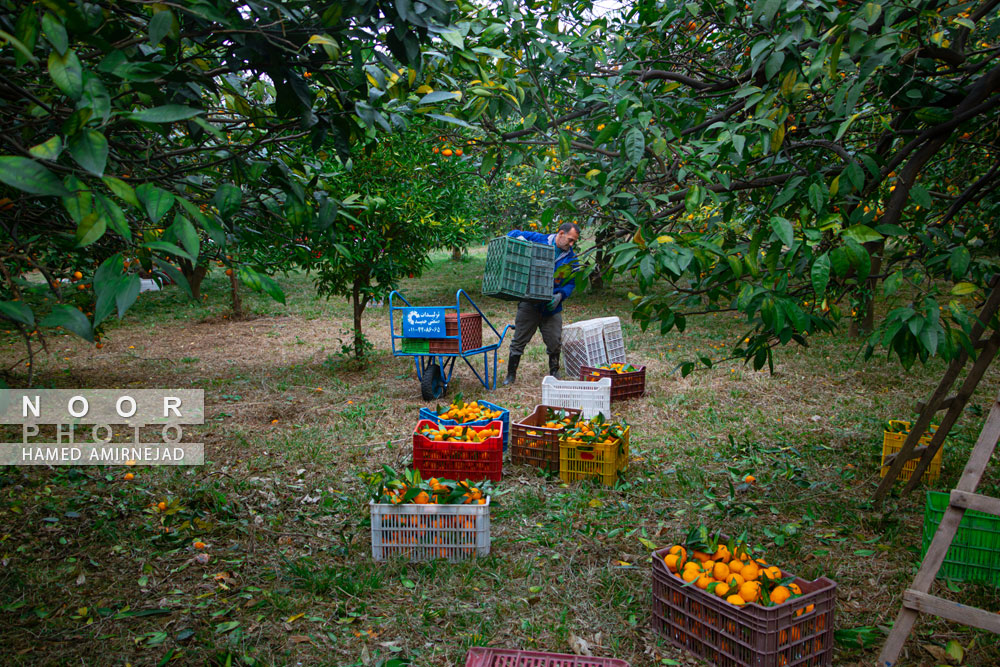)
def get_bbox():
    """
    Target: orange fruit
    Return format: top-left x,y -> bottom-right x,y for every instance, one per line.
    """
225,268 -> 233,276
682,568 -> 700,584
788,583 -> 802,595
442,148 -> 453,157
713,544 -> 731,563
726,573 -> 745,589
739,581 -> 761,603
712,562 -> 730,581
433,146 -> 440,153
695,575 -> 713,590
73,271 -> 83,280
728,559 -> 744,574
741,562 -> 760,581
664,554 -> 683,572
193,541 -> 206,550
744,475 -> 756,484
455,148 -> 463,156
124,473 -> 134,481
713,582 -> 730,598
157,501 -> 167,511
770,586 -> 791,605
726,594 -> 745,606
764,566 -> 782,580
692,550 -> 711,562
